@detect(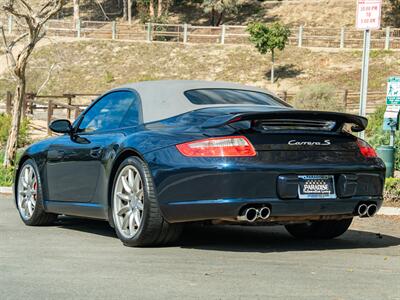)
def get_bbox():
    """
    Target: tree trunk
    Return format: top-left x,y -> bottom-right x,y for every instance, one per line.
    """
157,0 -> 163,18
271,50 -> 275,84
216,11 -> 224,26
123,0 -> 128,20
73,0 -> 80,26
210,8 -> 215,26
149,0 -> 155,18
3,78 -> 26,167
